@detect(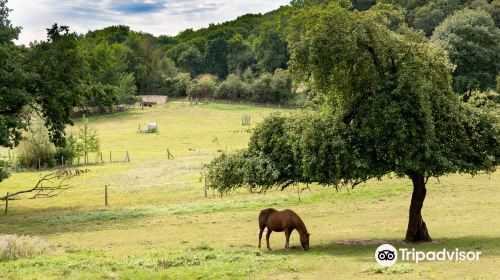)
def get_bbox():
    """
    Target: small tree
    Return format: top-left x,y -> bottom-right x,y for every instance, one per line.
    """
77,116 -> 100,164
